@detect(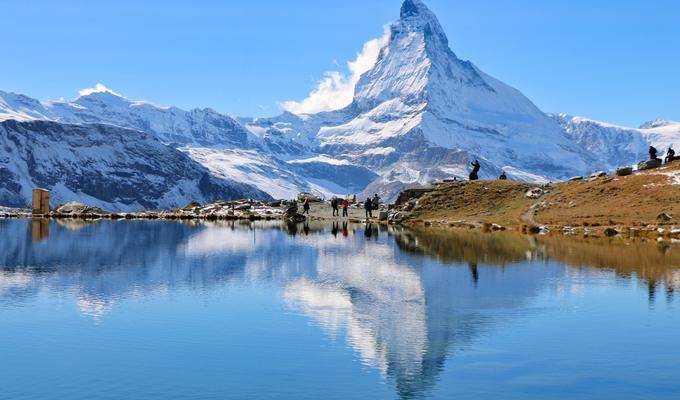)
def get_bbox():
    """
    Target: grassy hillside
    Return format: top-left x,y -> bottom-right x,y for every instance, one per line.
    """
408,163 -> 680,232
